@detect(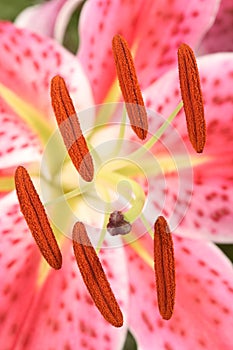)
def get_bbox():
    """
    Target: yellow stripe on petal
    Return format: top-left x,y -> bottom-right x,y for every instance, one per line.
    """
0,176 -> 15,191
37,259 -> 52,288
123,233 -> 154,269
0,83 -> 53,144
37,226 -> 66,288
